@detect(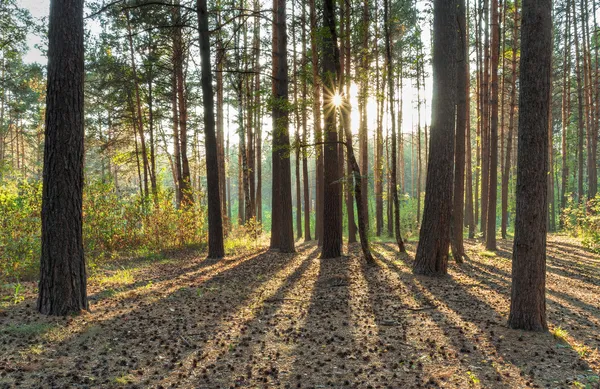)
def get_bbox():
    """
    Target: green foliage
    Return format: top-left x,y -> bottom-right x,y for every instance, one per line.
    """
0,179 -> 42,280
562,195 -> 600,252
0,178 -> 206,282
